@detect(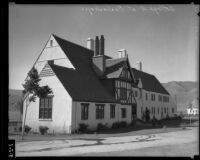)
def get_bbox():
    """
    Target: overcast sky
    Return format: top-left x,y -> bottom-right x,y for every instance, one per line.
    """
9,4 -> 199,90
